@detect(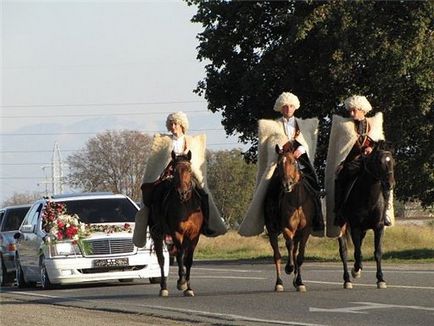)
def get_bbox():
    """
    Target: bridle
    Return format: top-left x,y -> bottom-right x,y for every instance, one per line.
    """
277,152 -> 301,193
173,159 -> 193,202
363,149 -> 395,191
